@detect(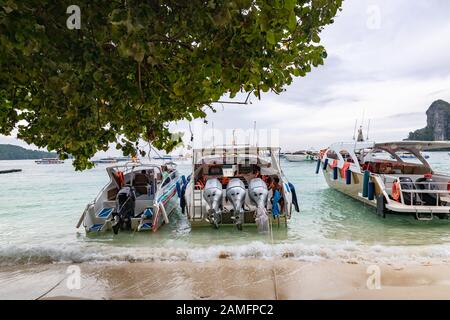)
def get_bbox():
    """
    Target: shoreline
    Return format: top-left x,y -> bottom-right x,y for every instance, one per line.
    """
1,259 -> 450,300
